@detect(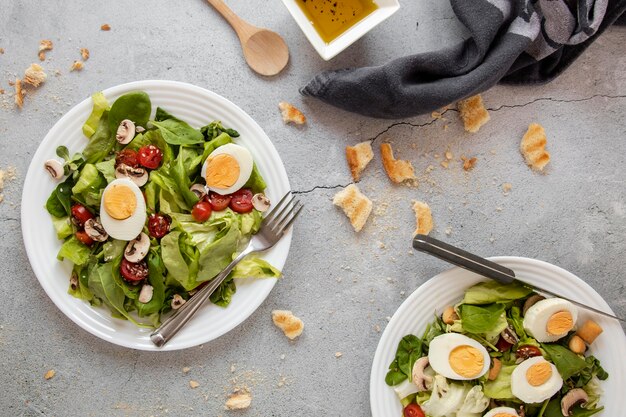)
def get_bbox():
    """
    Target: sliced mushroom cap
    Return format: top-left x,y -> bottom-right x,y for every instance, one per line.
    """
523,294 -> 546,316
171,294 -> 186,310
44,159 -> 64,180
84,218 -> 109,242
116,119 -> 136,144
138,284 -> 154,304
411,357 -> 433,392
190,184 -> 207,200
501,325 -> 519,345
115,163 -> 148,187
252,193 -> 270,212
561,388 -> 588,416
135,125 -> 146,133
124,232 -> 150,263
